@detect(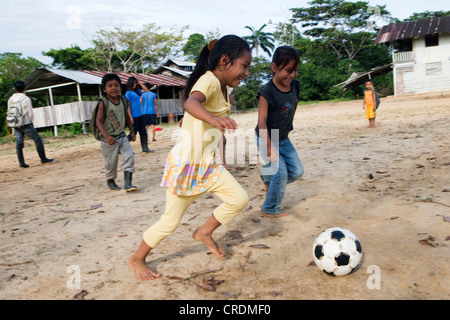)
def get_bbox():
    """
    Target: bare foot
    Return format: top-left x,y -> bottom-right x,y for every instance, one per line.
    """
260,211 -> 288,218
193,229 -> 225,258
128,254 -> 161,281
